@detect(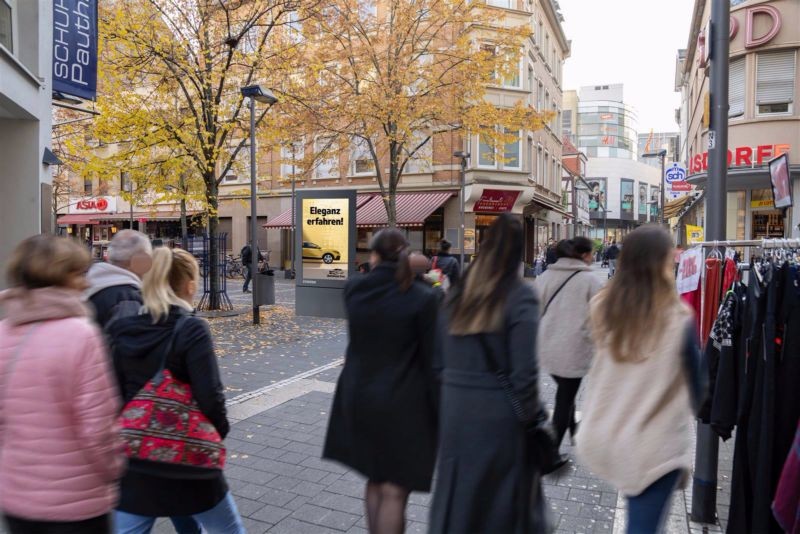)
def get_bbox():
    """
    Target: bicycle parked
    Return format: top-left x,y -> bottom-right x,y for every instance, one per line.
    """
226,254 -> 244,278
